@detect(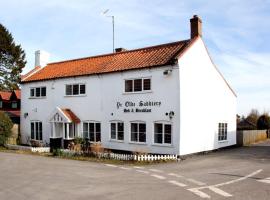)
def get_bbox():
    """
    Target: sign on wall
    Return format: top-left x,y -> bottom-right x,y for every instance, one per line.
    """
116,101 -> 161,113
